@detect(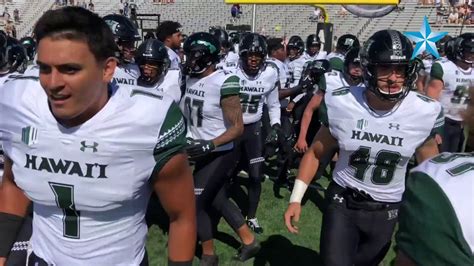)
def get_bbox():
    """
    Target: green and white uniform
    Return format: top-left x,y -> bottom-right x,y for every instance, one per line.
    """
180,70 -> 240,151
326,52 -> 344,72
321,87 -> 443,202
317,70 -> 364,94
397,152 -> 474,265
0,78 -> 186,265
430,58 -> 474,121
235,64 -> 281,126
